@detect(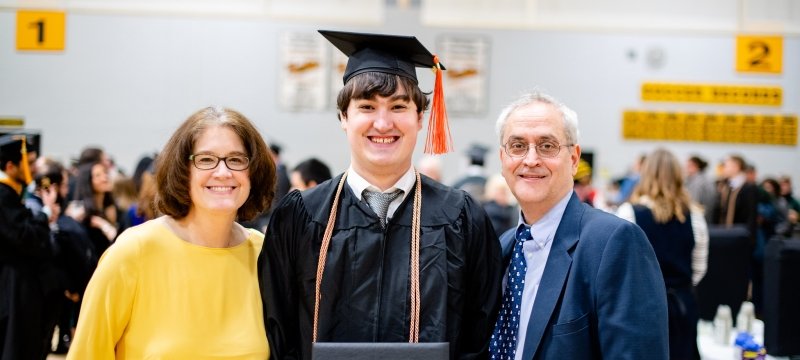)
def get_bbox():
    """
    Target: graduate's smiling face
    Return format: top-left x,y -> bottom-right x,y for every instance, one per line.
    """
188,125 -> 251,217
340,86 -> 423,178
